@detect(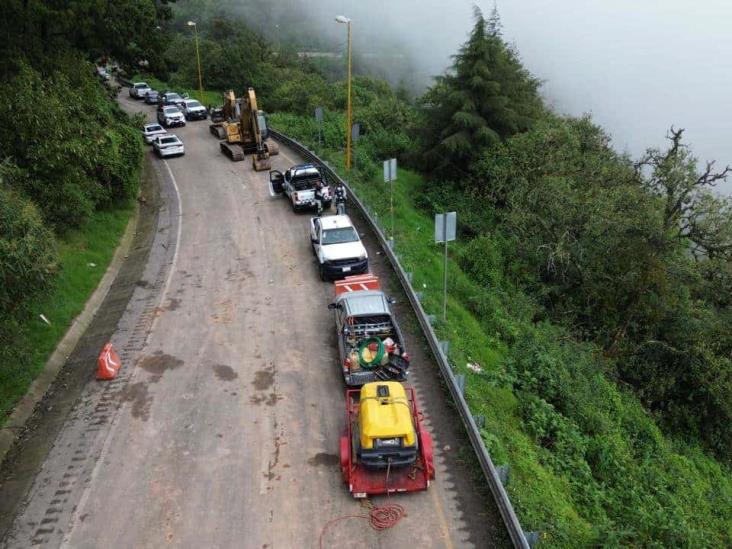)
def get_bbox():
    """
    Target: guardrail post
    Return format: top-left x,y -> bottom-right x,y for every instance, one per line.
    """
406,271 -> 413,283
497,464 -> 510,486
524,532 -> 540,548
474,415 -> 485,429
427,314 -> 436,324
455,373 -> 466,395
439,340 -> 450,355
415,291 -> 423,301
